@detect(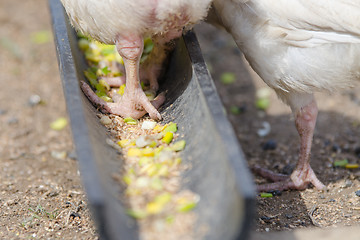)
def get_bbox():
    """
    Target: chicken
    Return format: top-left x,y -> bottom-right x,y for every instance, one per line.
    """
210,0 -> 360,191
60,0 -> 212,120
